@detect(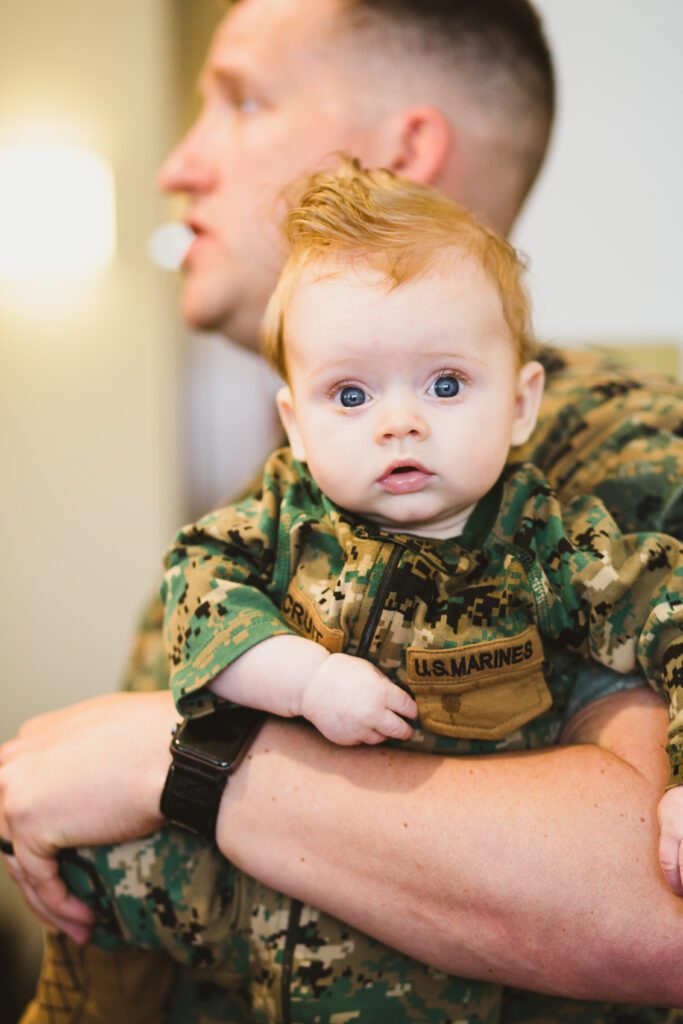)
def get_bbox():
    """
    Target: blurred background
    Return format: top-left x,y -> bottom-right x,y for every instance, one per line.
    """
1,0 -> 682,1016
